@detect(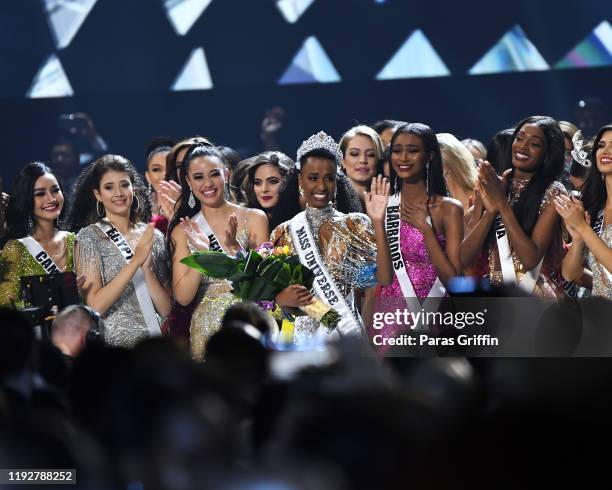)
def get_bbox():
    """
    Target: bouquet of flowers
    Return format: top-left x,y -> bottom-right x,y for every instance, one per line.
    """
181,243 -> 339,328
